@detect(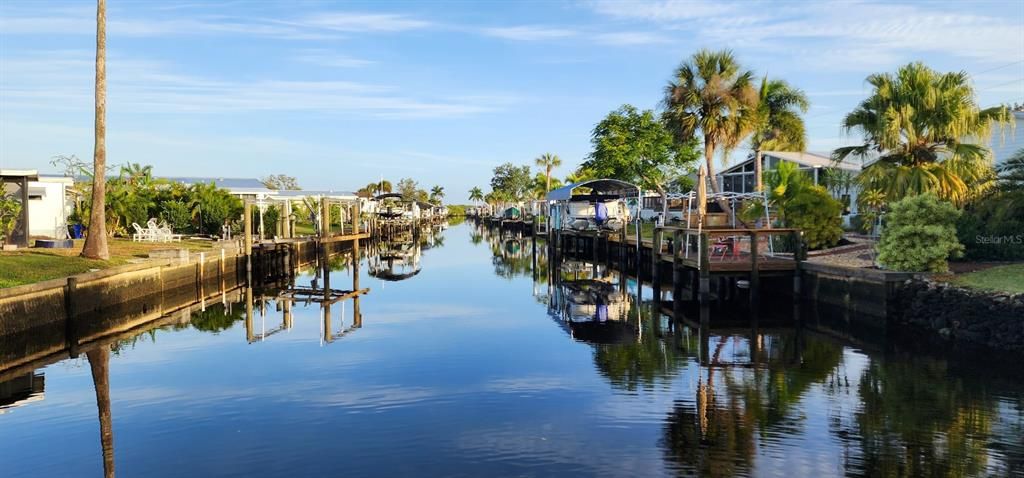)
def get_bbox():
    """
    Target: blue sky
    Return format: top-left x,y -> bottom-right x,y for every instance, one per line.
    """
2,0 -> 1022,201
